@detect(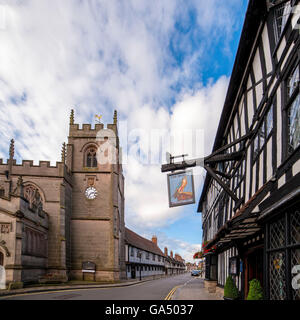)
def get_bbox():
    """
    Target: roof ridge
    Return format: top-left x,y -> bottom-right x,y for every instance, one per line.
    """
125,227 -> 164,256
